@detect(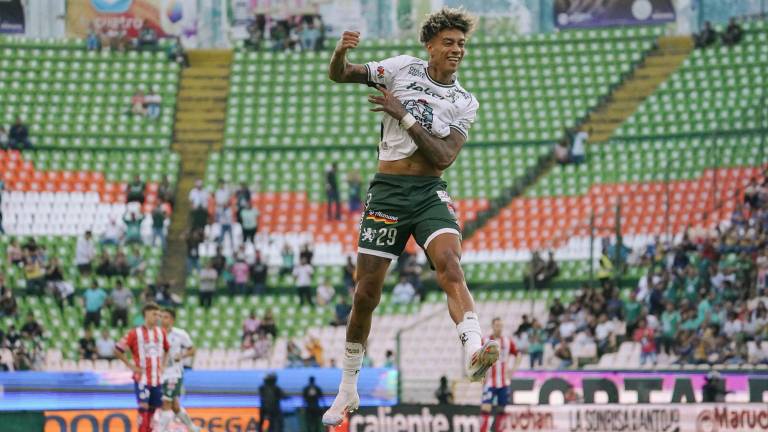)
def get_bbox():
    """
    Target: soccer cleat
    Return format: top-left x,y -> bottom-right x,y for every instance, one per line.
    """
466,339 -> 500,382
322,388 -> 360,427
